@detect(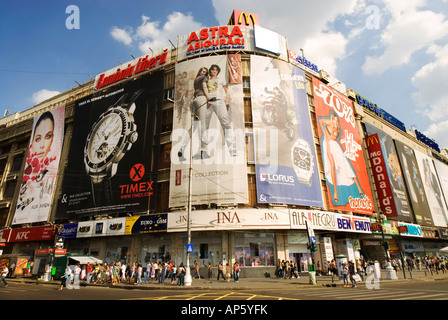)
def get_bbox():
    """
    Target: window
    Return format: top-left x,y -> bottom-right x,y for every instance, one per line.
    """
3,180 -> 17,199
235,232 -> 275,267
11,153 -> 24,172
